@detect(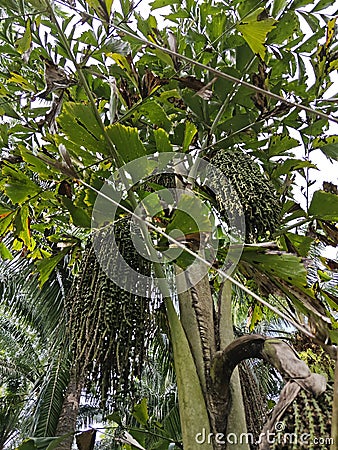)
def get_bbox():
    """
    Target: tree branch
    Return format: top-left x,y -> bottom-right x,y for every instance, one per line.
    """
113,24 -> 338,126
